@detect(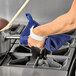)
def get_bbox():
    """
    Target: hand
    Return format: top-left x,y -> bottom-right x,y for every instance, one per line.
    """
28,36 -> 45,50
